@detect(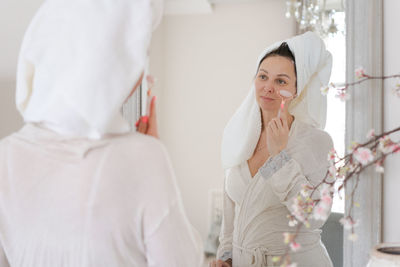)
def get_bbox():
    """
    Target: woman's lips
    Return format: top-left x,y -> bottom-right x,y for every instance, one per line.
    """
260,96 -> 278,102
